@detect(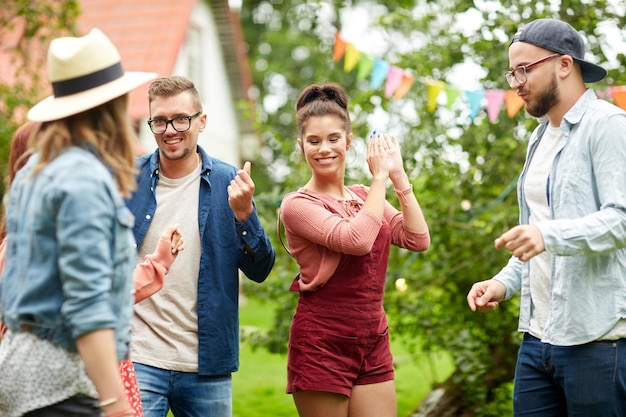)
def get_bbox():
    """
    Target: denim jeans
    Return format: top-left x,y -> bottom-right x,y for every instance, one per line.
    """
133,362 -> 232,417
514,333 -> 626,416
